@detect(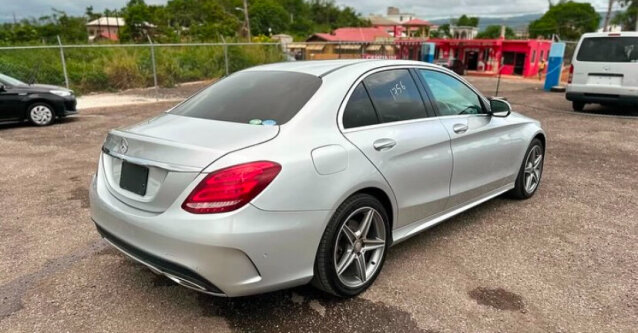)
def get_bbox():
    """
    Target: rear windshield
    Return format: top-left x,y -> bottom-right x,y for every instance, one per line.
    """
170,71 -> 322,125
576,37 -> 638,63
